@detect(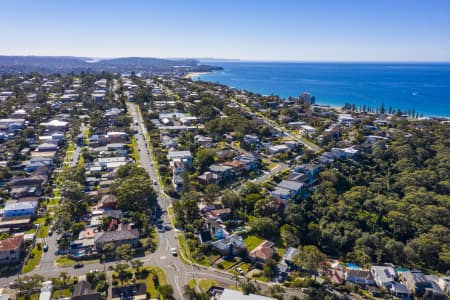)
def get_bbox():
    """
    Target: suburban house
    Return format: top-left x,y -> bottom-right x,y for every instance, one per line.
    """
198,171 -> 221,185
243,134 -> 260,145
370,265 -> 396,289
271,180 -> 304,202
234,154 -> 258,171
0,235 -> 24,265
299,125 -> 316,136
205,208 -> 232,222
97,194 -> 117,210
111,283 -> 147,300
400,270 -> 432,297
40,120 -> 68,130
249,240 -> 275,267
211,235 -> 247,257
94,229 -> 140,251
389,282 -> 411,300
209,164 -> 234,179
437,276 -> 450,296
167,150 -> 193,167
3,201 -> 38,218
283,247 -> 299,266
72,281 -> 101,300
344,269 -> 375,286
267,144 -> 290,155
294,163 -> 321,178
